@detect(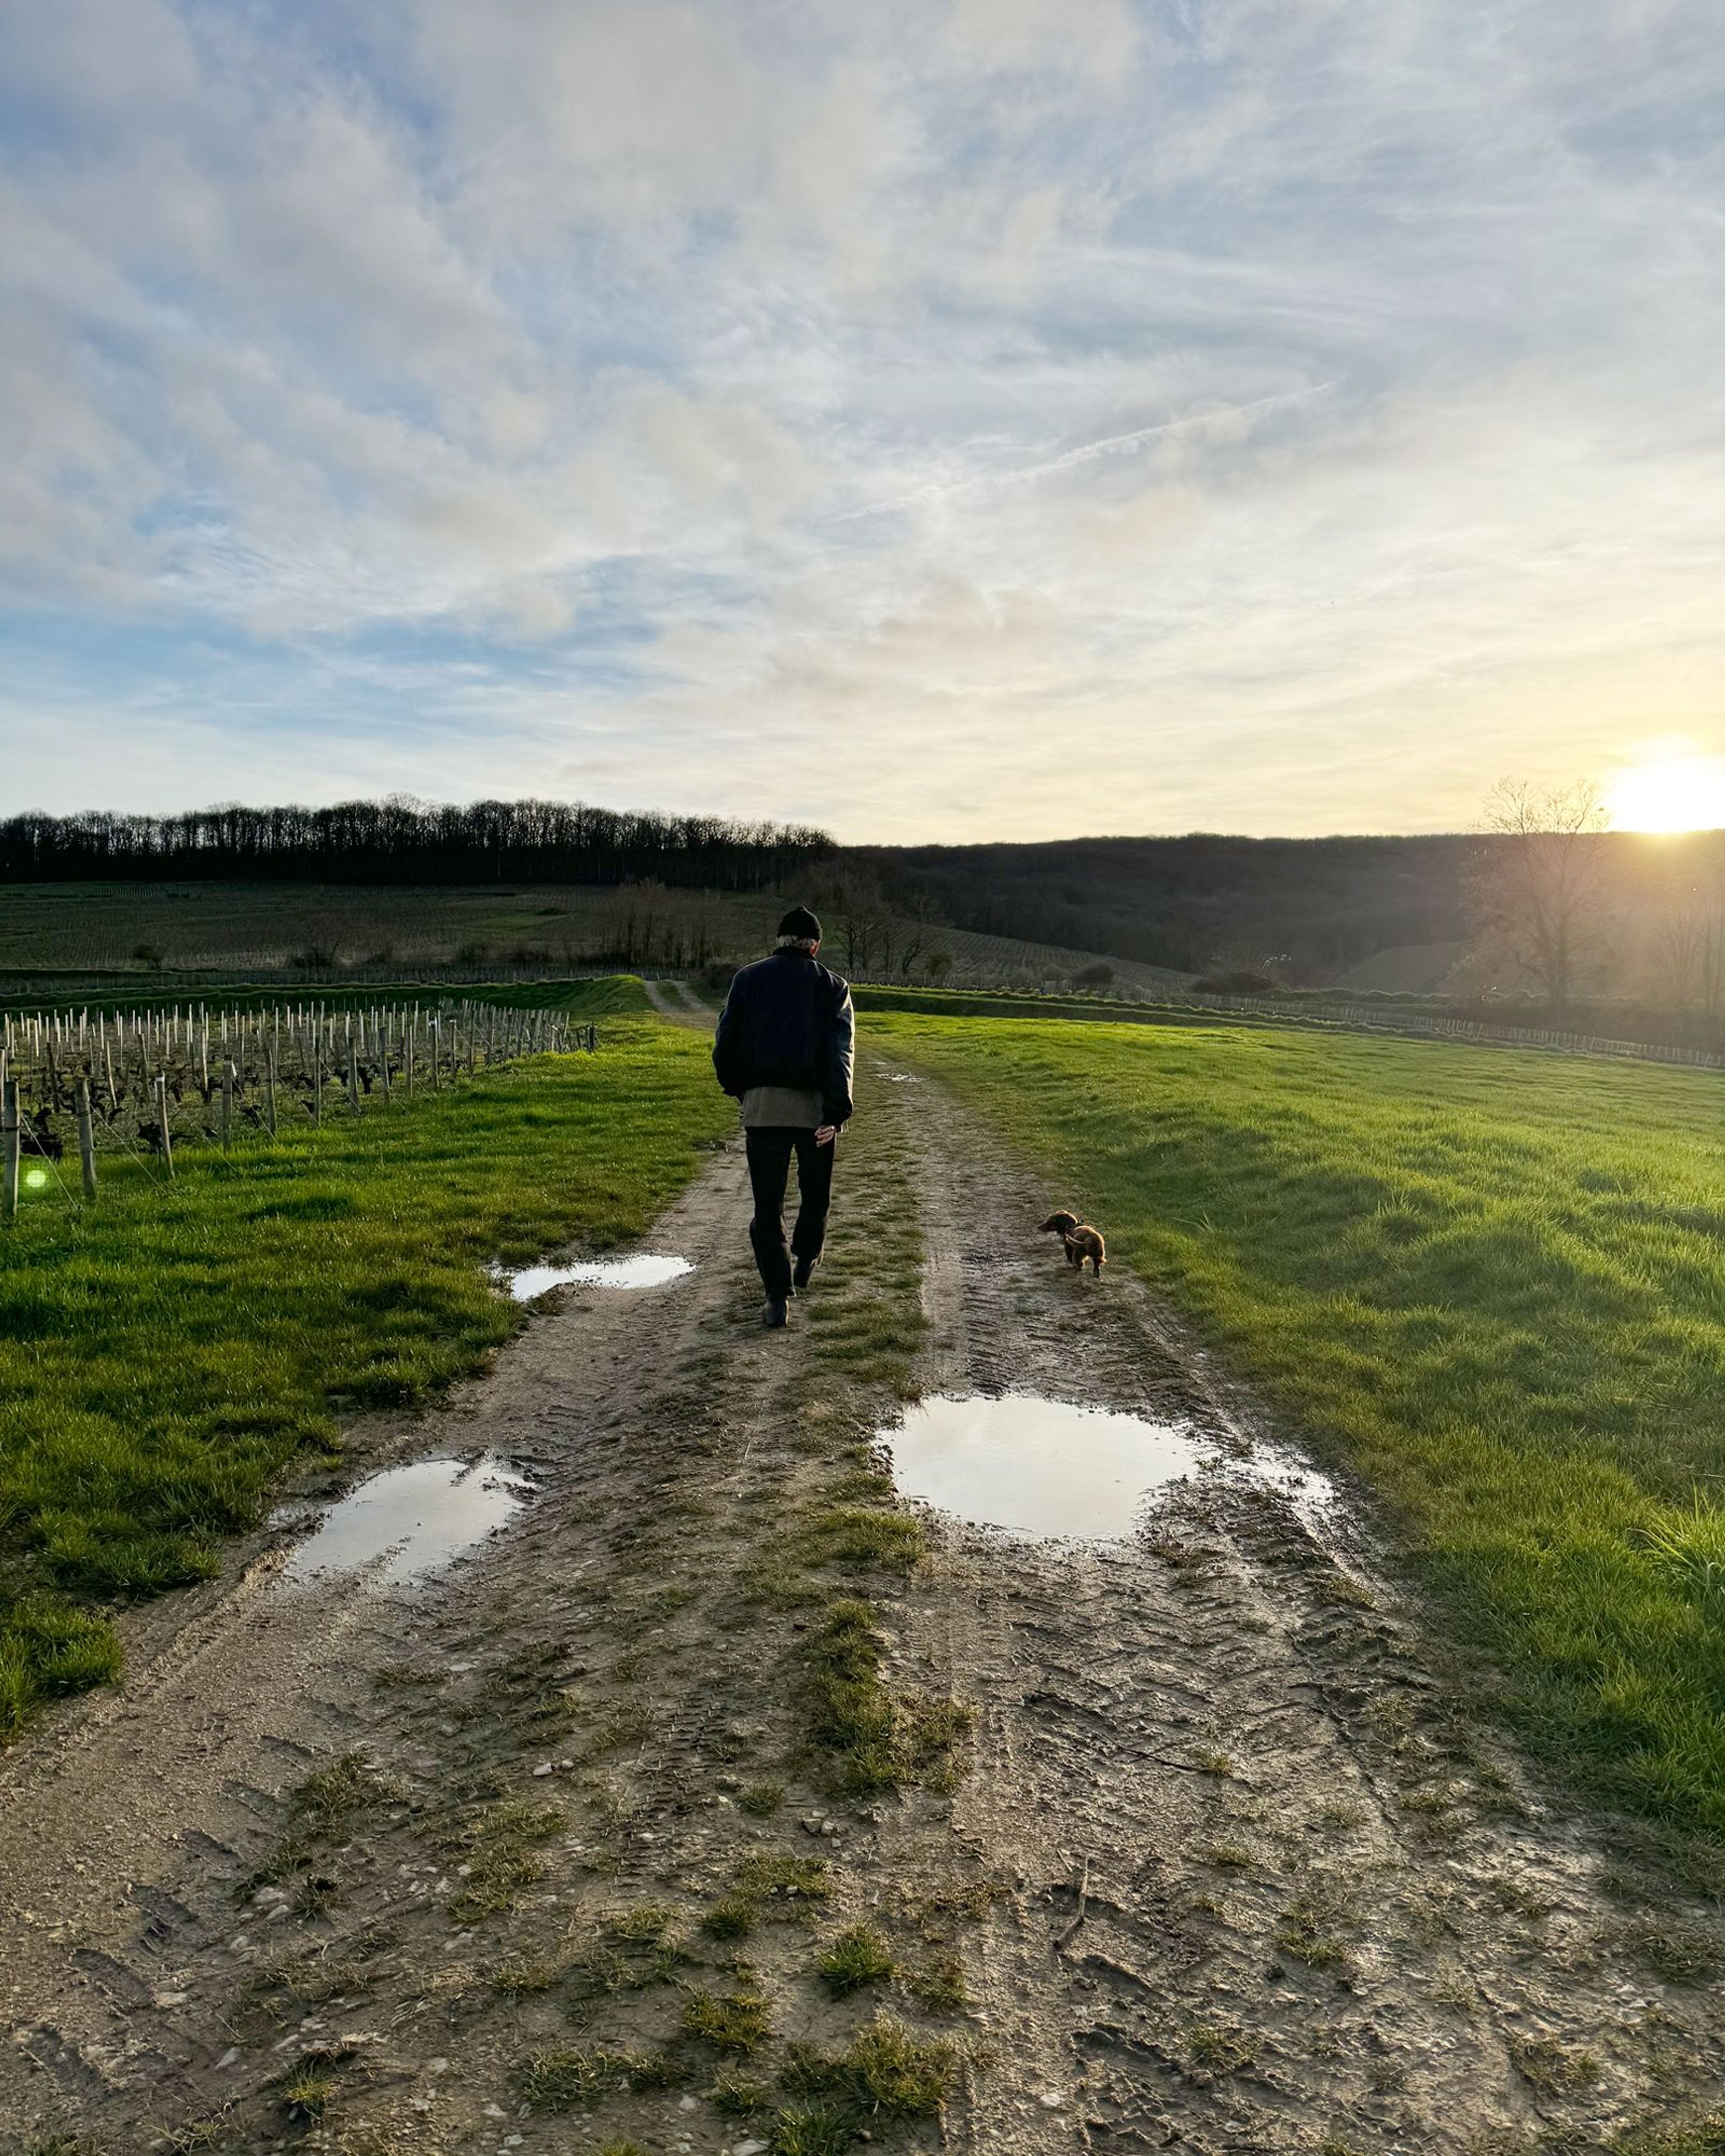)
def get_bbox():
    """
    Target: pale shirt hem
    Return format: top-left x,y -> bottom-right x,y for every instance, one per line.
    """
740,1085 -> 823,1129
